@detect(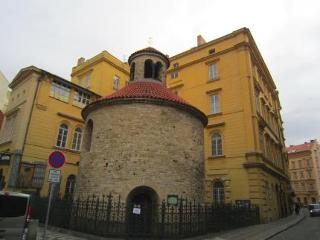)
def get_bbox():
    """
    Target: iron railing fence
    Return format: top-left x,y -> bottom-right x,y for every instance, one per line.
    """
31,194 -> 260,239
